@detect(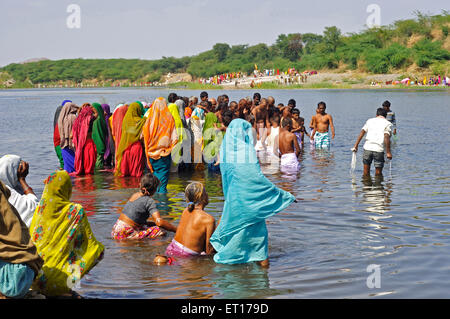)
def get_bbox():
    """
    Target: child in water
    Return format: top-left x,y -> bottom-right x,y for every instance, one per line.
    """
111,173 -> 177,240
164,182 -> 216,257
